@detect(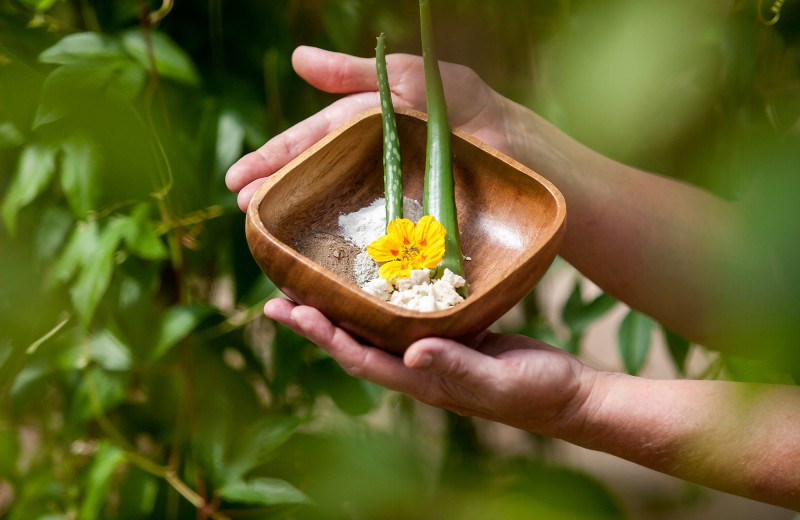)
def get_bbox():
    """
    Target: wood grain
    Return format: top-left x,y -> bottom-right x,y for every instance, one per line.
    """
246,107 -> 566,353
